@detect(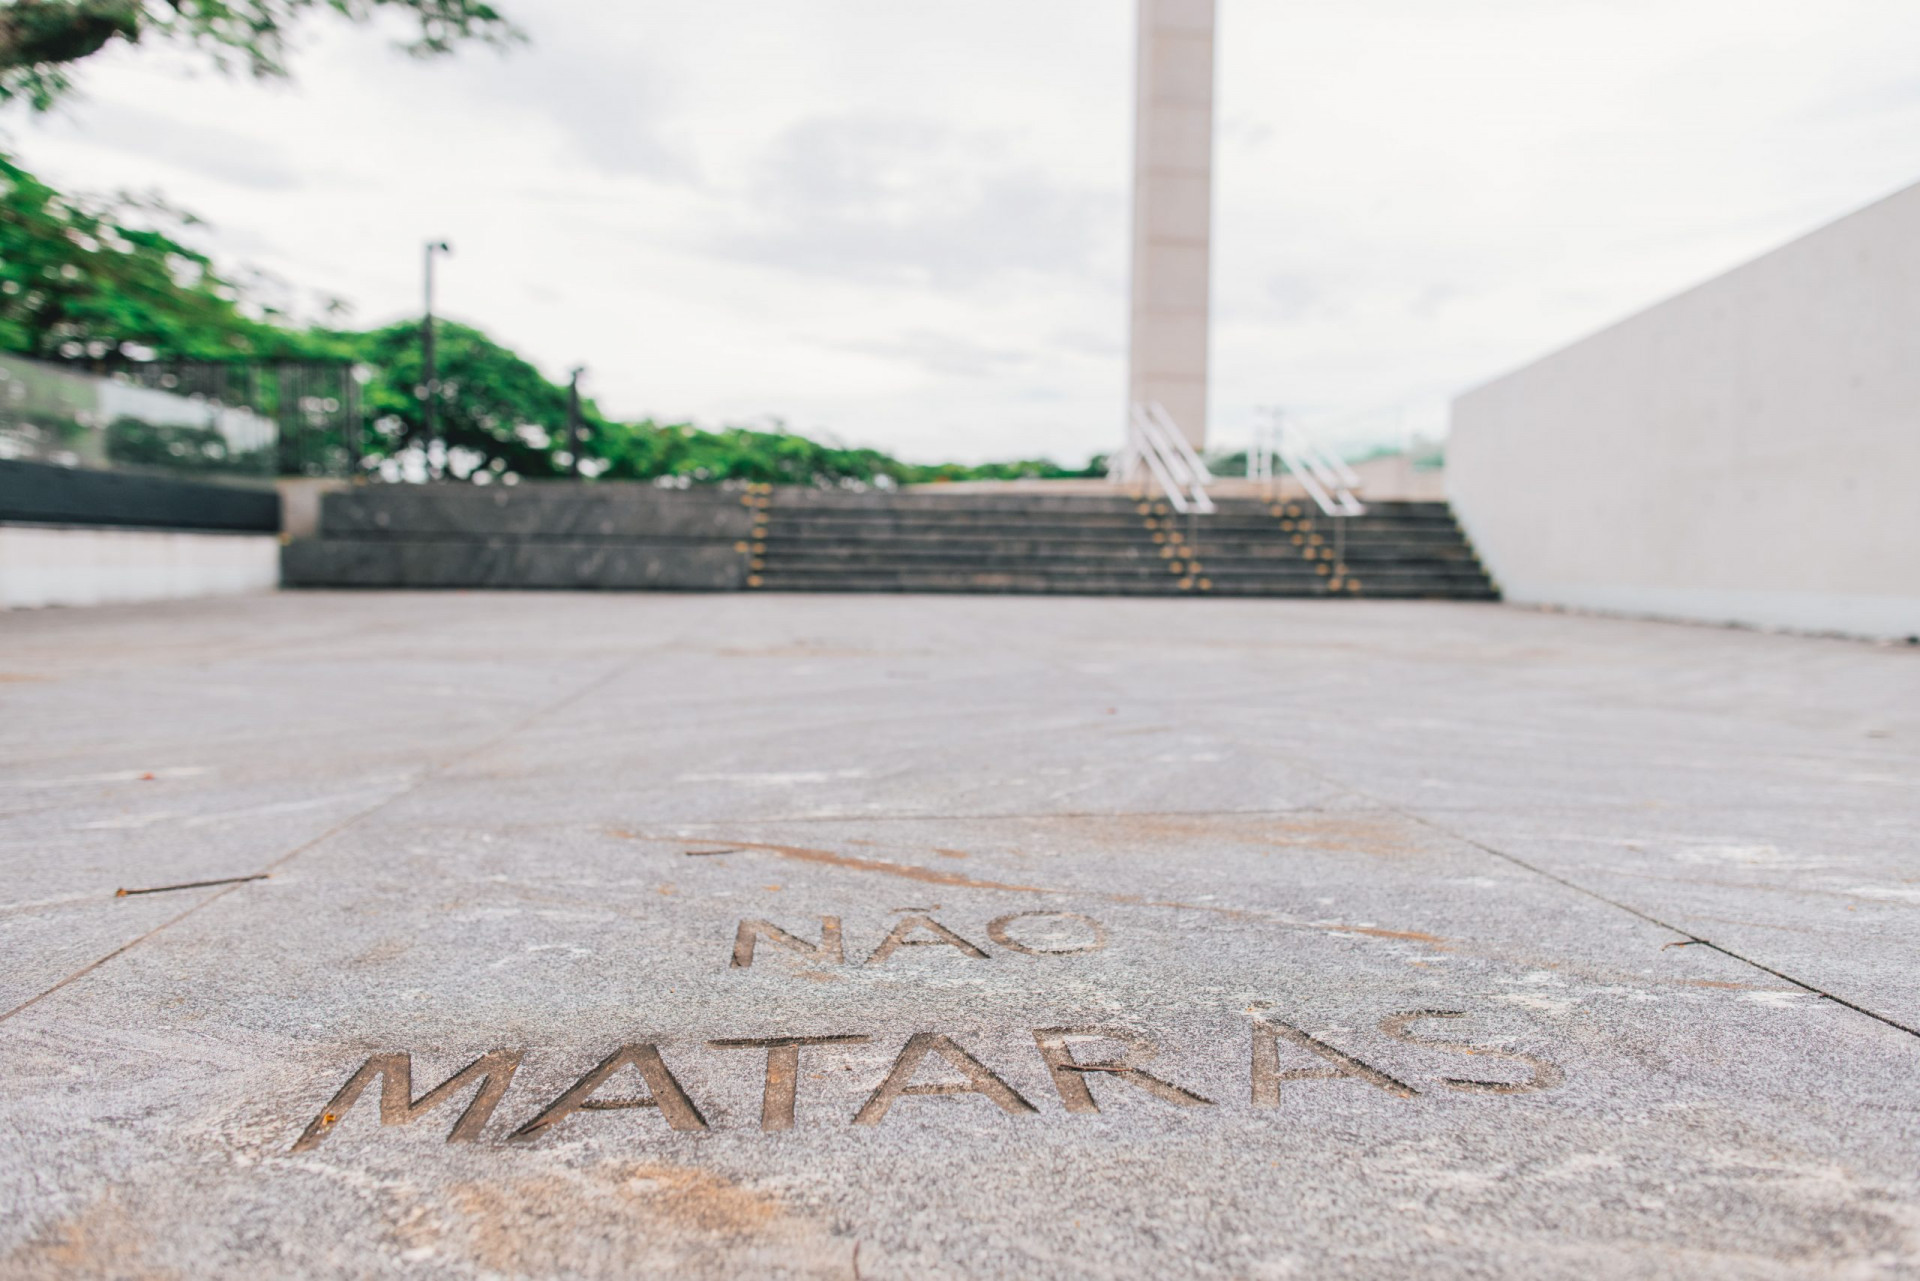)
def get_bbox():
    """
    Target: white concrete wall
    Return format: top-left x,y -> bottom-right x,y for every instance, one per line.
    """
1127,0 -> 1215,449
1449,180 -> 1920,640
0,526 -> 279,609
